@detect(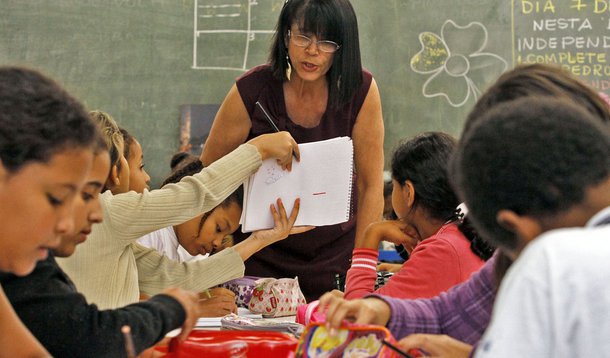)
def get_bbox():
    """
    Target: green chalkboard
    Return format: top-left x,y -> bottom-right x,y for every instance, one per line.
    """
1,0 -> 608,186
